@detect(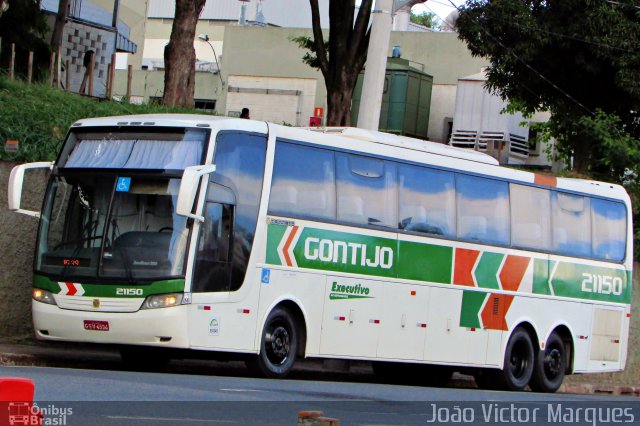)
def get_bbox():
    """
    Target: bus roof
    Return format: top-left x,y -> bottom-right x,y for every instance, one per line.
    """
304,127 -> 500,165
